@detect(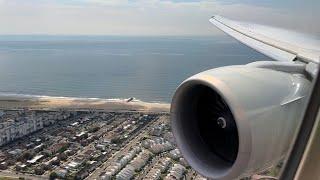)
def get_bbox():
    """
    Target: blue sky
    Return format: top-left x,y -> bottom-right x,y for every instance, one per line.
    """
0,0 -> 318,35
